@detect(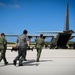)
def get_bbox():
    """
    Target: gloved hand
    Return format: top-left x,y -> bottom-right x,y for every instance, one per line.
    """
26,46 -> 34,51
11,46 -> 18,52
27,46 -> 30,50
